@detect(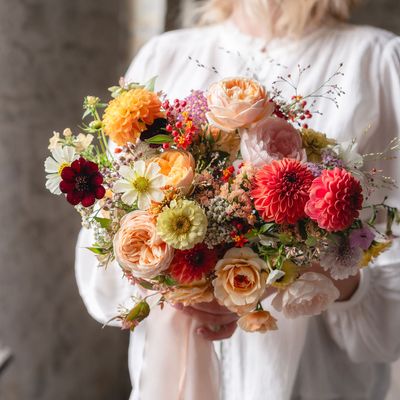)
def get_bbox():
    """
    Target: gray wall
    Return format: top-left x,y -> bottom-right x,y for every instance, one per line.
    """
0,1 -> 399,400
0,1 -> 131,399
353,0 -> 400,34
